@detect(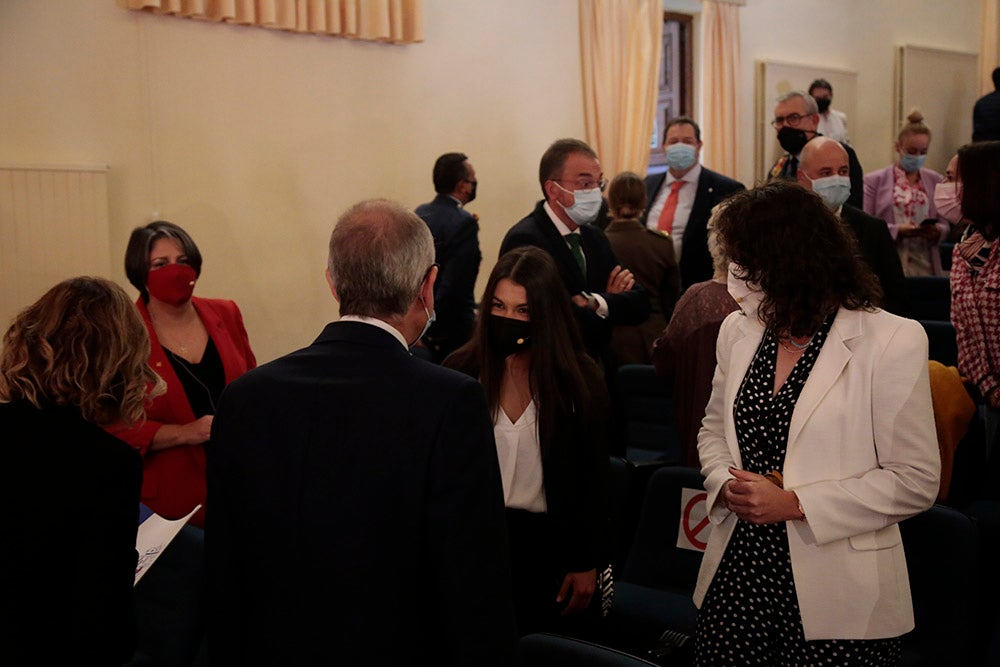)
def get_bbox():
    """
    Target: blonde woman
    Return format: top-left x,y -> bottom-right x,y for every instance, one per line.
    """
863,110 -> 948,276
